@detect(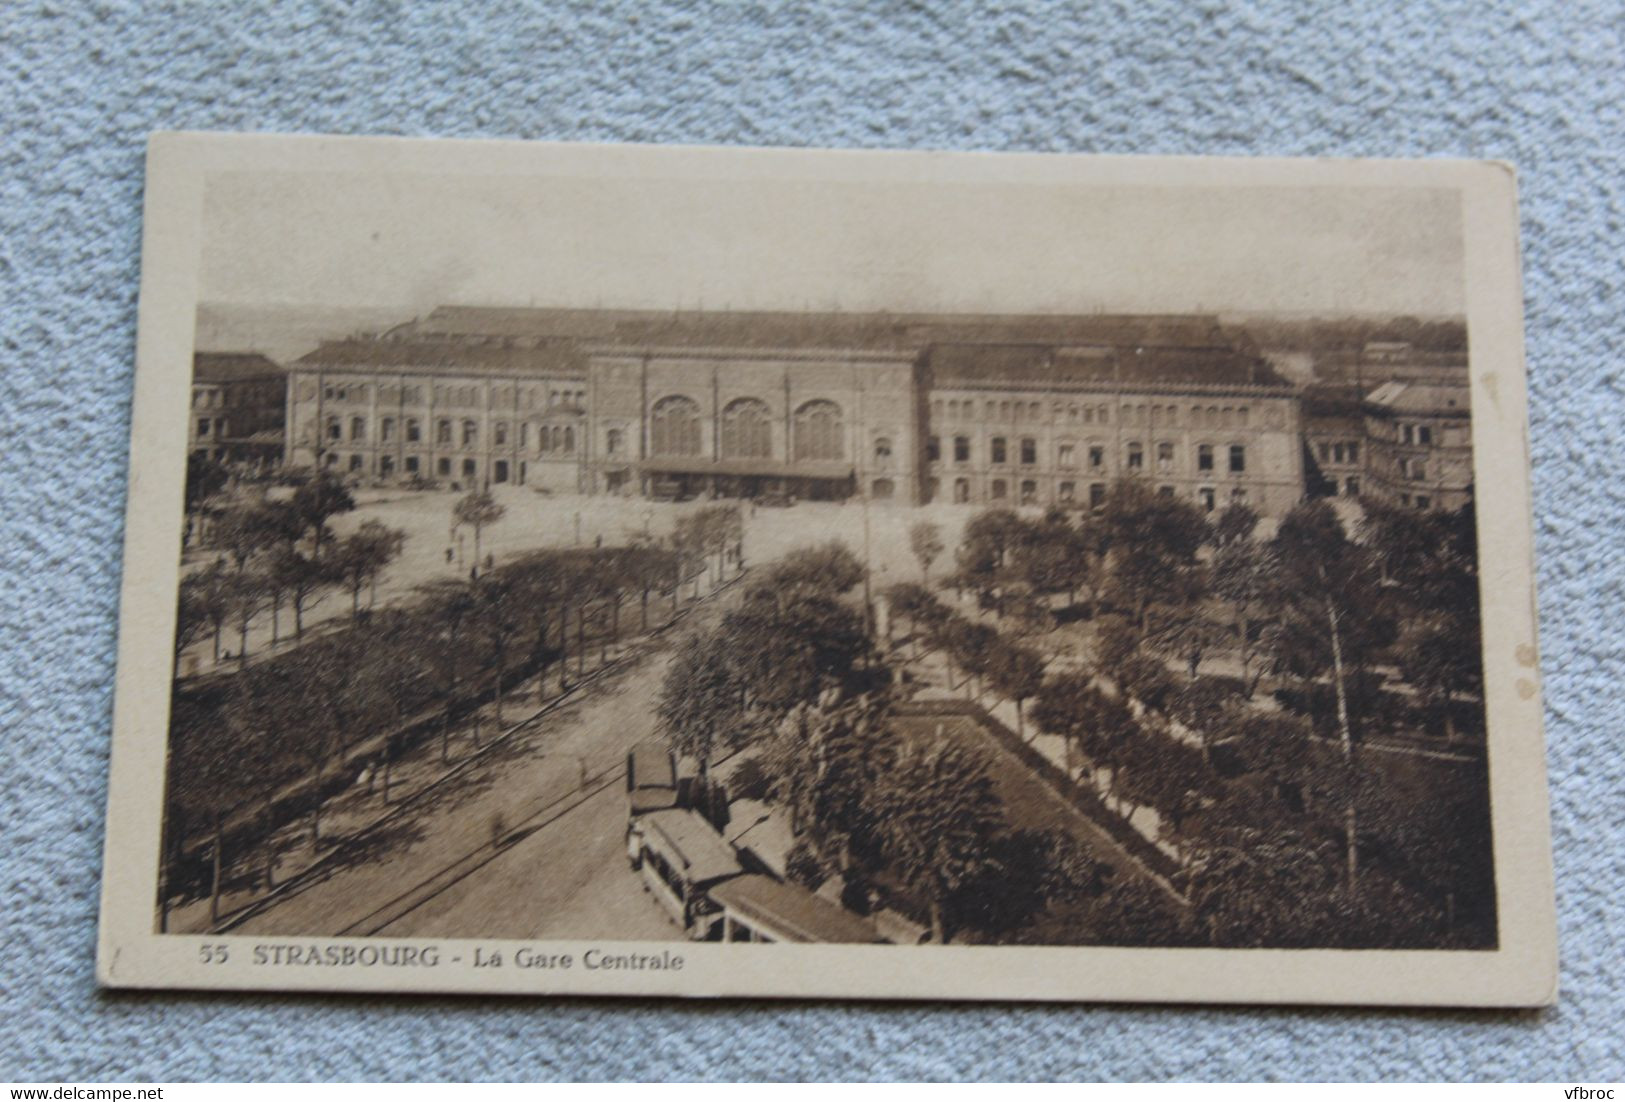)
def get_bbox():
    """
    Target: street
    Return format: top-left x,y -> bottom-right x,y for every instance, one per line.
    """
217,559 -> 746,942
